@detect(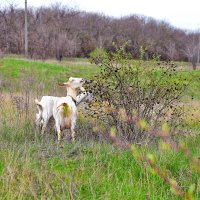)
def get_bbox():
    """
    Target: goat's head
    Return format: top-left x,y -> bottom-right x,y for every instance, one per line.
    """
59,77 -> 85,91
59,77 -> 86,102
